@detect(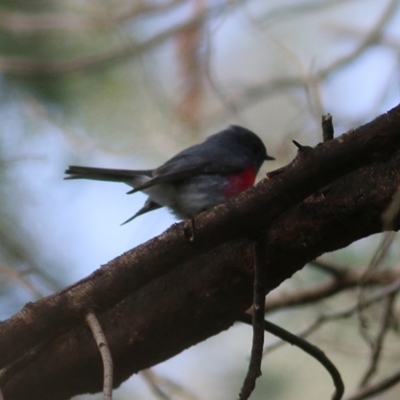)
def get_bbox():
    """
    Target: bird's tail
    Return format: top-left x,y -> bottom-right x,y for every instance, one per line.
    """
64,166 -> 153,185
